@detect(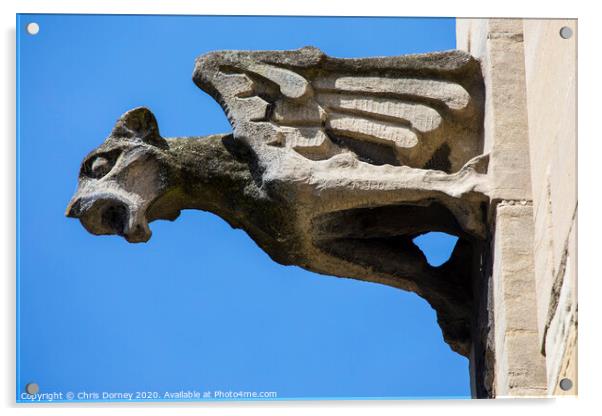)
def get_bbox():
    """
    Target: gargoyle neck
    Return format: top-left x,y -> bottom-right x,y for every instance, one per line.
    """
151,133 -> 295,265
161,133 -> 266,229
